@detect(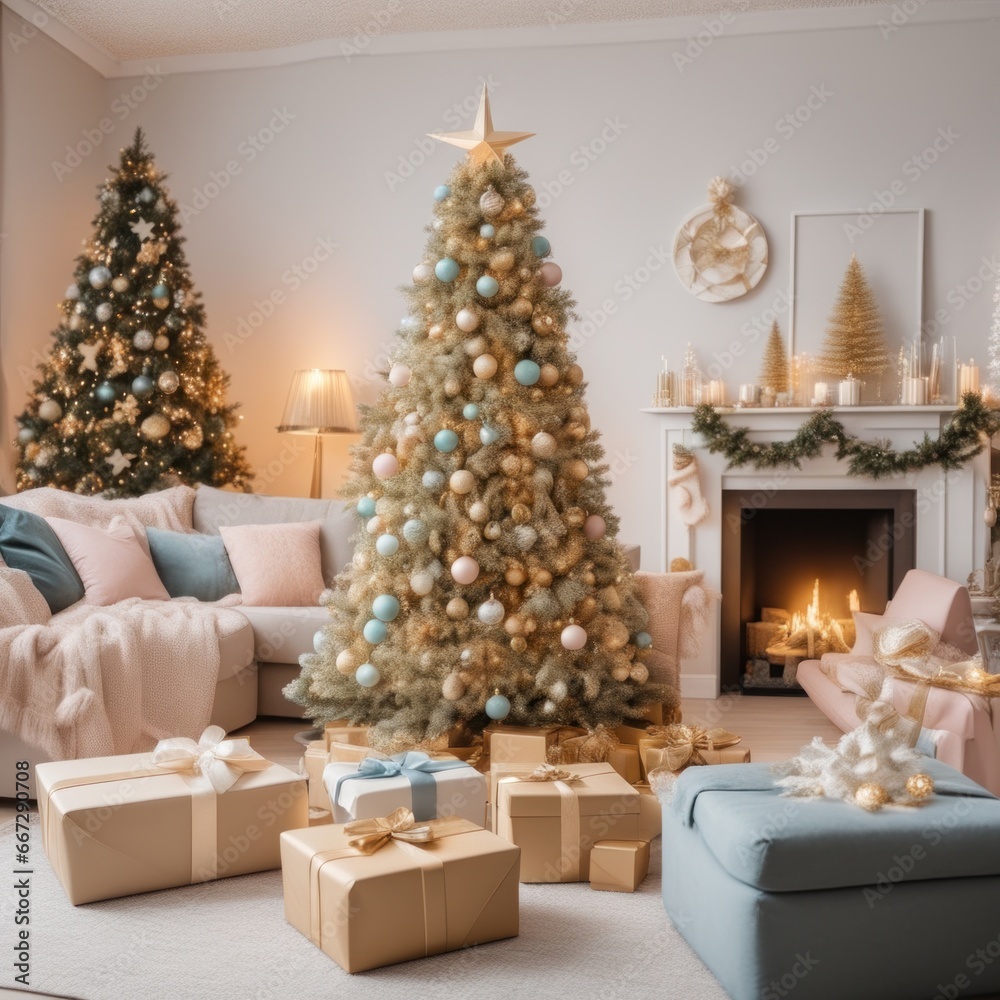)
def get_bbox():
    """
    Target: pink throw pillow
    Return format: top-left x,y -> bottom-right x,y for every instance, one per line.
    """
219,521 -> 325,606
851,611 -> 912,657
45,515 -> 170,606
